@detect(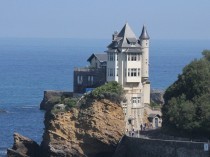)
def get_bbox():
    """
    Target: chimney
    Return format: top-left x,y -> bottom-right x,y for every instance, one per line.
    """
112,31 -> 118,40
